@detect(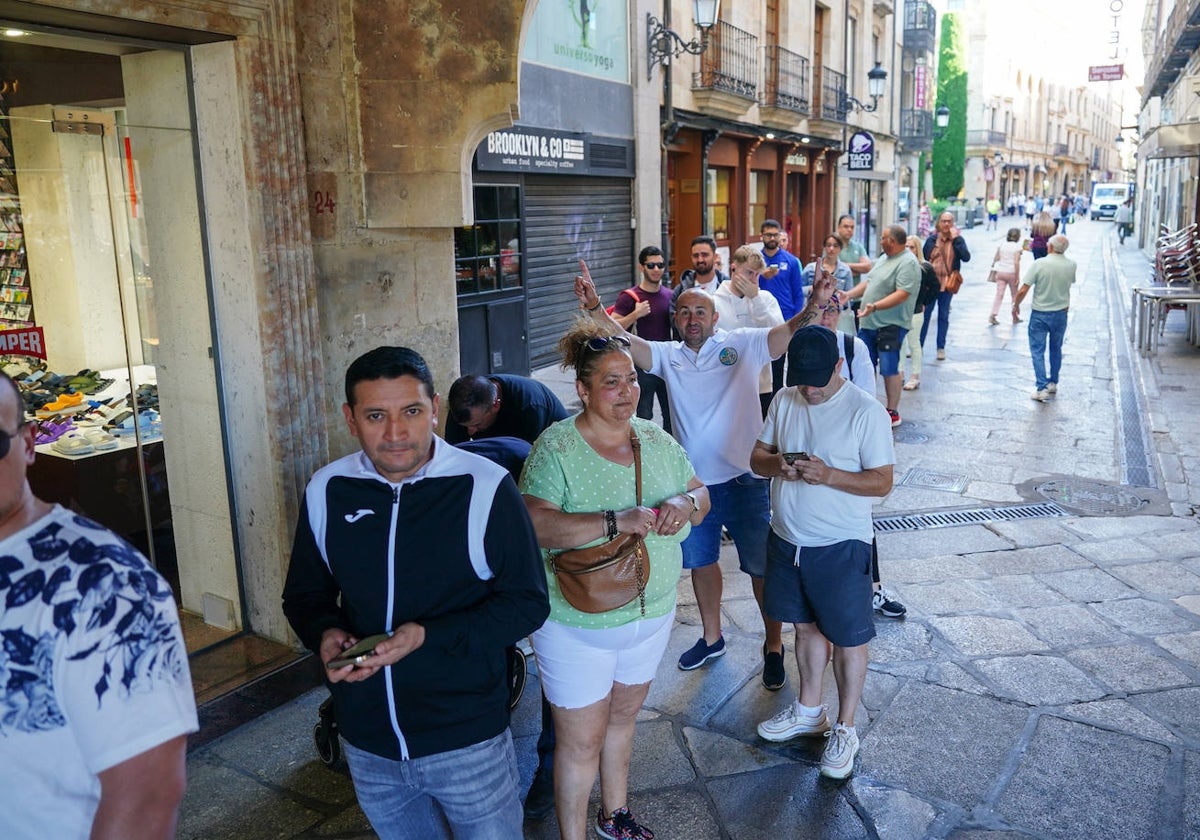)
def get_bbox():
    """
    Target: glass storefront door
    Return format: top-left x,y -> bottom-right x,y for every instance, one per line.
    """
1,45 -> 239,653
